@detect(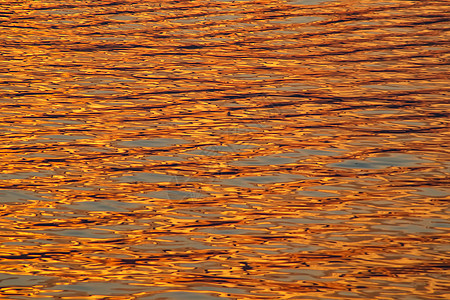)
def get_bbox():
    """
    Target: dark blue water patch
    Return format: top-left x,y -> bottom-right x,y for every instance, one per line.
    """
96,224 -> 149,232
117,173 -> 198,183
287,148 -> 345,158
201,143 -> 257,154
183,149 -> 224,157
195,227 -> 255,235
39,134 -> 93,141
192,286 -> 246,295
42,119 -> 84,126
278,269 -> 331,283
0,273 -> 56,288
50,228 -> 120,239
63,200 -> 142,212
230,154 -> 298,166
355,109 -> 401,115
426,218 -> 450,229
362,84 -> 419,91
371,223 -> 442,234
272,16 -> 324,24
2,238 -> 59,247
144,155 -> 186,162
266,217 -> 343,225
412,187 -> 448,197
130,236 -> 218,252
142,291 -> 223,300
0,189 -> 50,204
142,190 -> 207,200
0,171 -> 53,180
218,173 -> 310,188
297,190 -> 340,197
118,138 -> 189,148
287,0 -> 334,4
51,281 -> 150,297
329,153 -> 430,170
